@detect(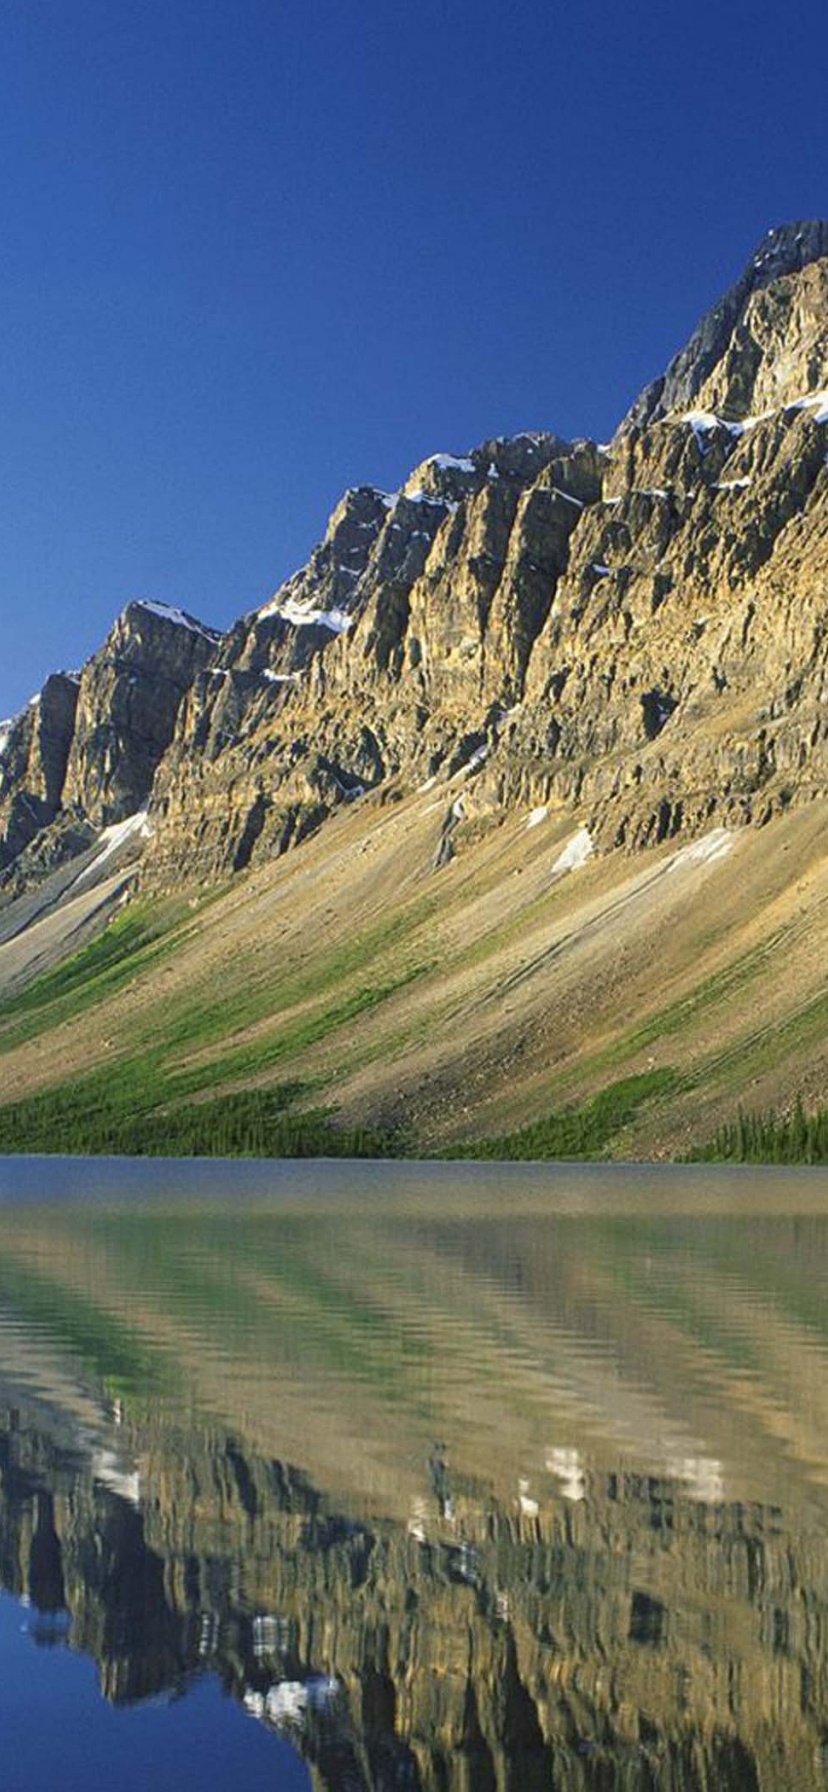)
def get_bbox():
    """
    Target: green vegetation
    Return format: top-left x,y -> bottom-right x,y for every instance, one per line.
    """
0,886 -> 438,1069
0,901 -> 185,1052
614,931 -> 790,1058
160,965 -> 431,1096
446,1069 -> 680,1160
0,1075 -> 401,1157
0,863 -> 692,1164
0,888 -> 432,1154
697,982 -> 828,1095
139,893 -> 440,1060
0,1042 -> 678,1161
693,1096 -> 828,1164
